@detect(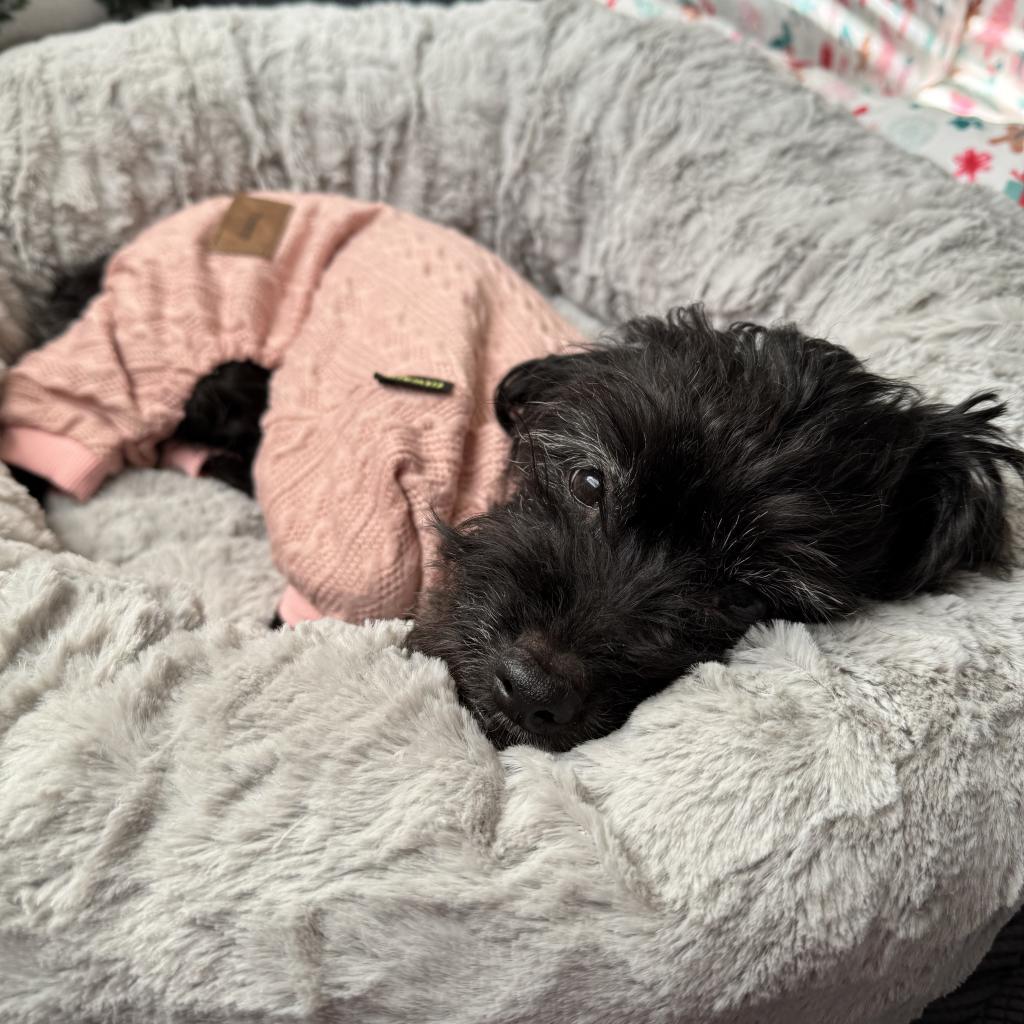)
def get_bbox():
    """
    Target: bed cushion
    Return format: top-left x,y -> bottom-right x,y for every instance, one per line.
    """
1,2 -> 1023,1022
